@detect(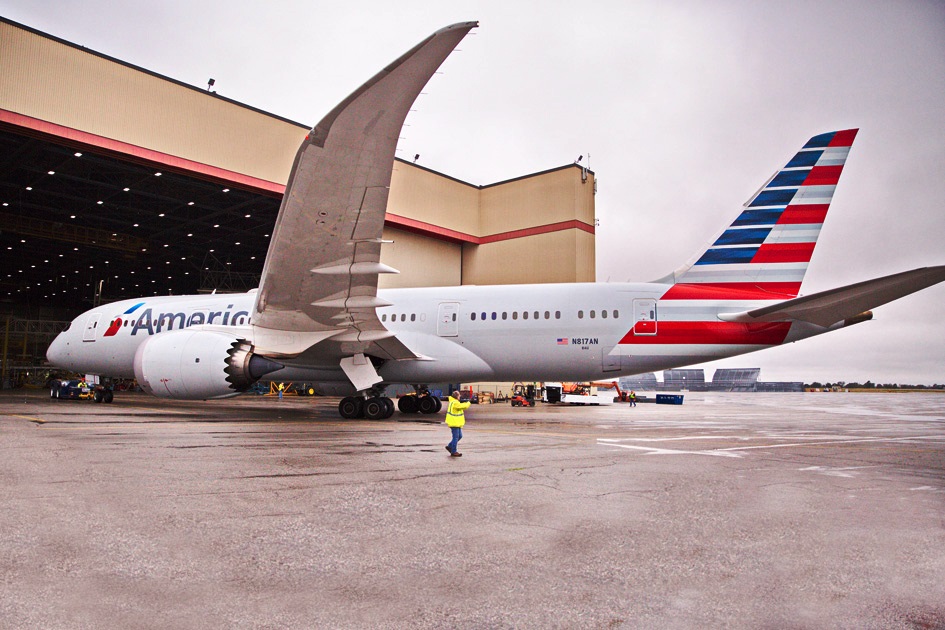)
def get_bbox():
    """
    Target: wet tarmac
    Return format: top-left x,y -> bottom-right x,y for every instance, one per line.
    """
2,390 -> 944,629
